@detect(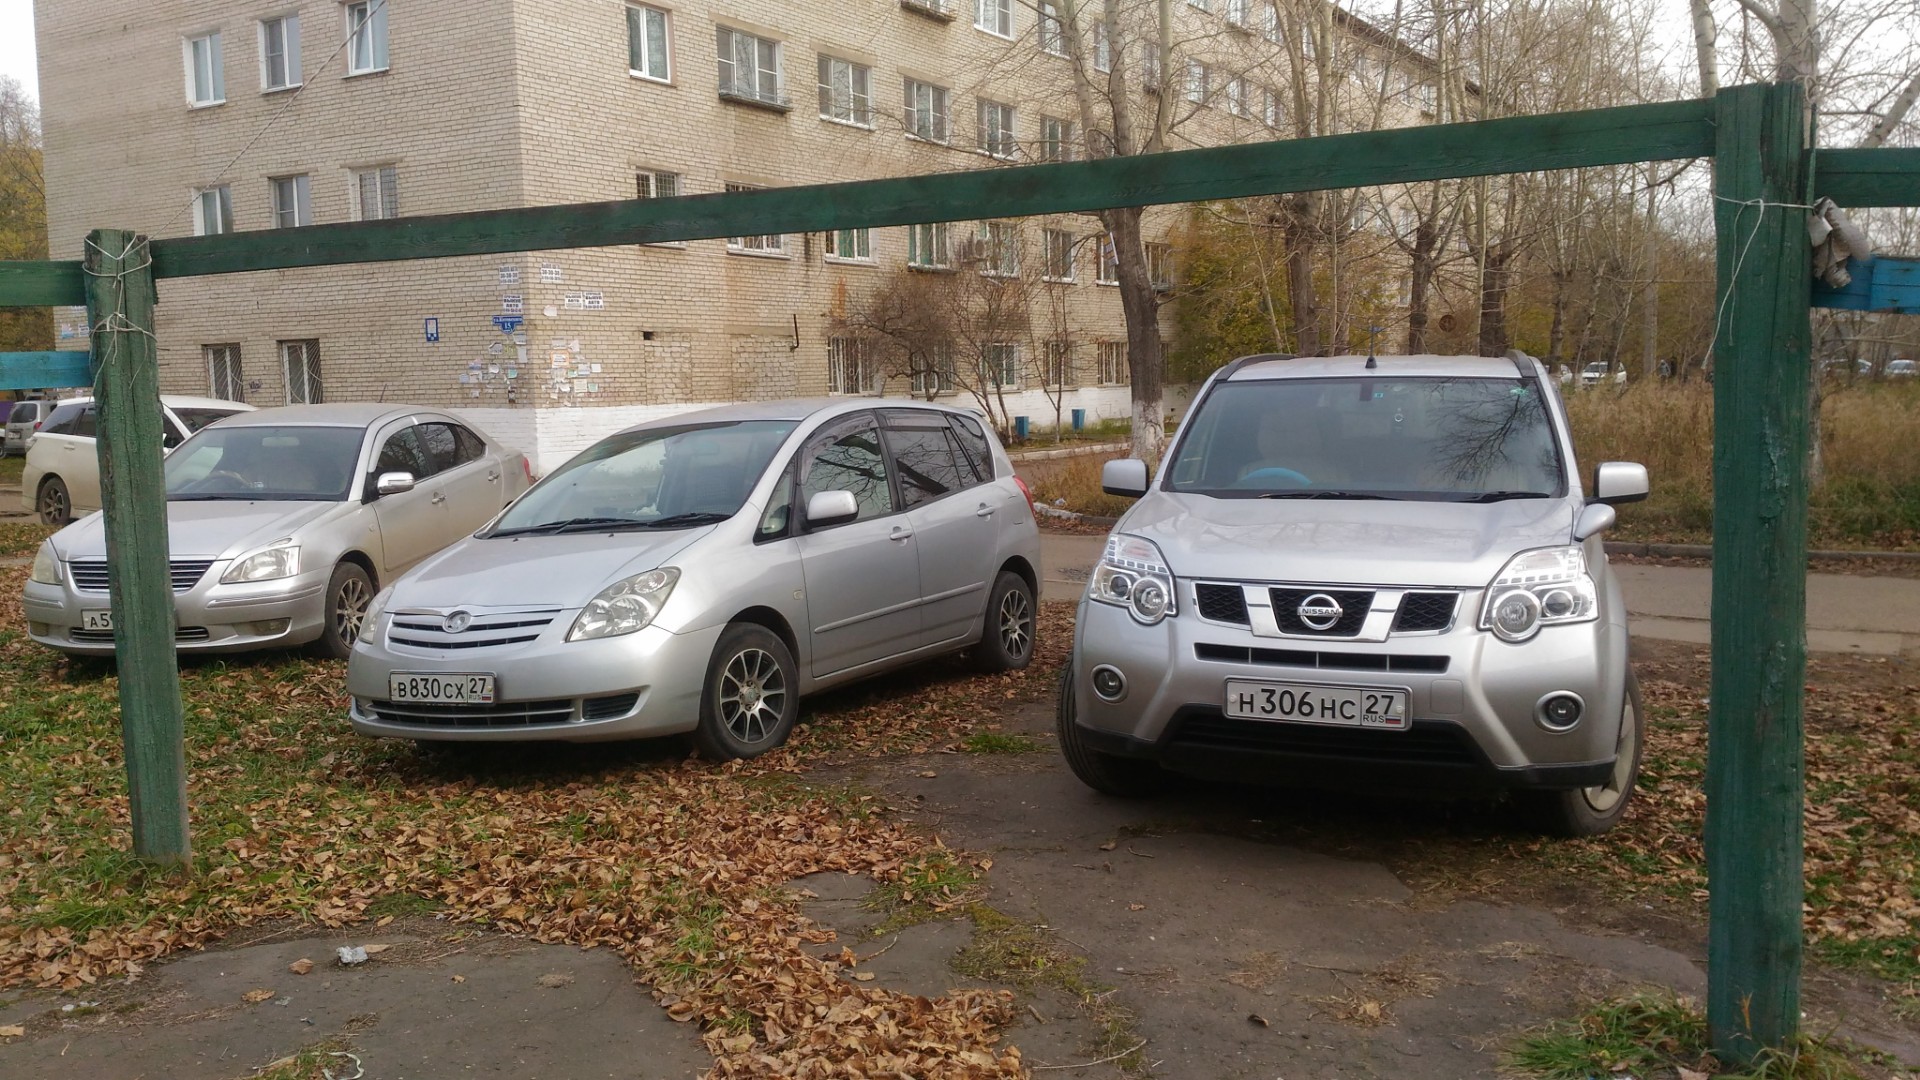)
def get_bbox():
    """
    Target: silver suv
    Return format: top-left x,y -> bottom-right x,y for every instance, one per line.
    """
1058,353 -> 1650,835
